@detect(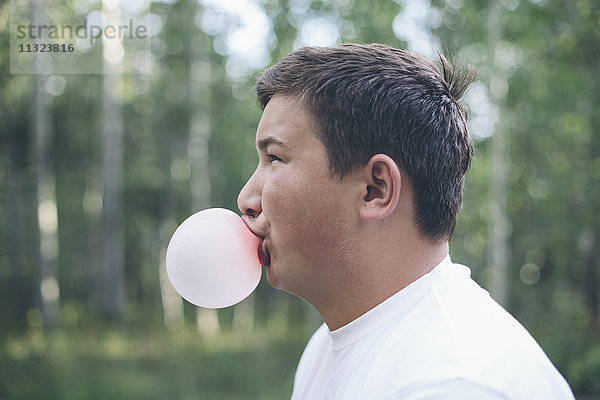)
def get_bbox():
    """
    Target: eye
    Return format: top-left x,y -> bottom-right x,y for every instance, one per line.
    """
267,154 -> 281,163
